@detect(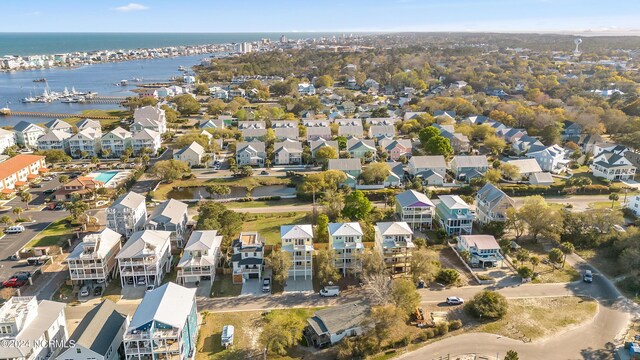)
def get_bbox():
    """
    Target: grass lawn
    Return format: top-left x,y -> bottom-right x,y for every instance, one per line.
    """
211,274 -> 242,297
26,217 -> 76,248
226,198 -> 309,209
197,308 -> 318,360
515,242 -> 580,284
52,283 -> 79,304
477,296 -> 597,341
242,212 -> 310,246
589,201 -> 621,210
154,176 -> 291,200
577,249 -> 621,277
102,280 -> 122,303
